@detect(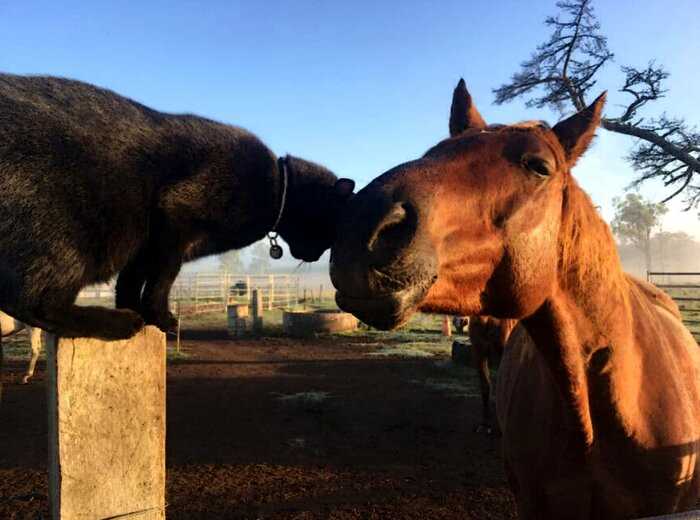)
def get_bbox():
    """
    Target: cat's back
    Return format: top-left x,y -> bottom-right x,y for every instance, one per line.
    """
0,73 -> 161,128
0,73 -> 168,163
